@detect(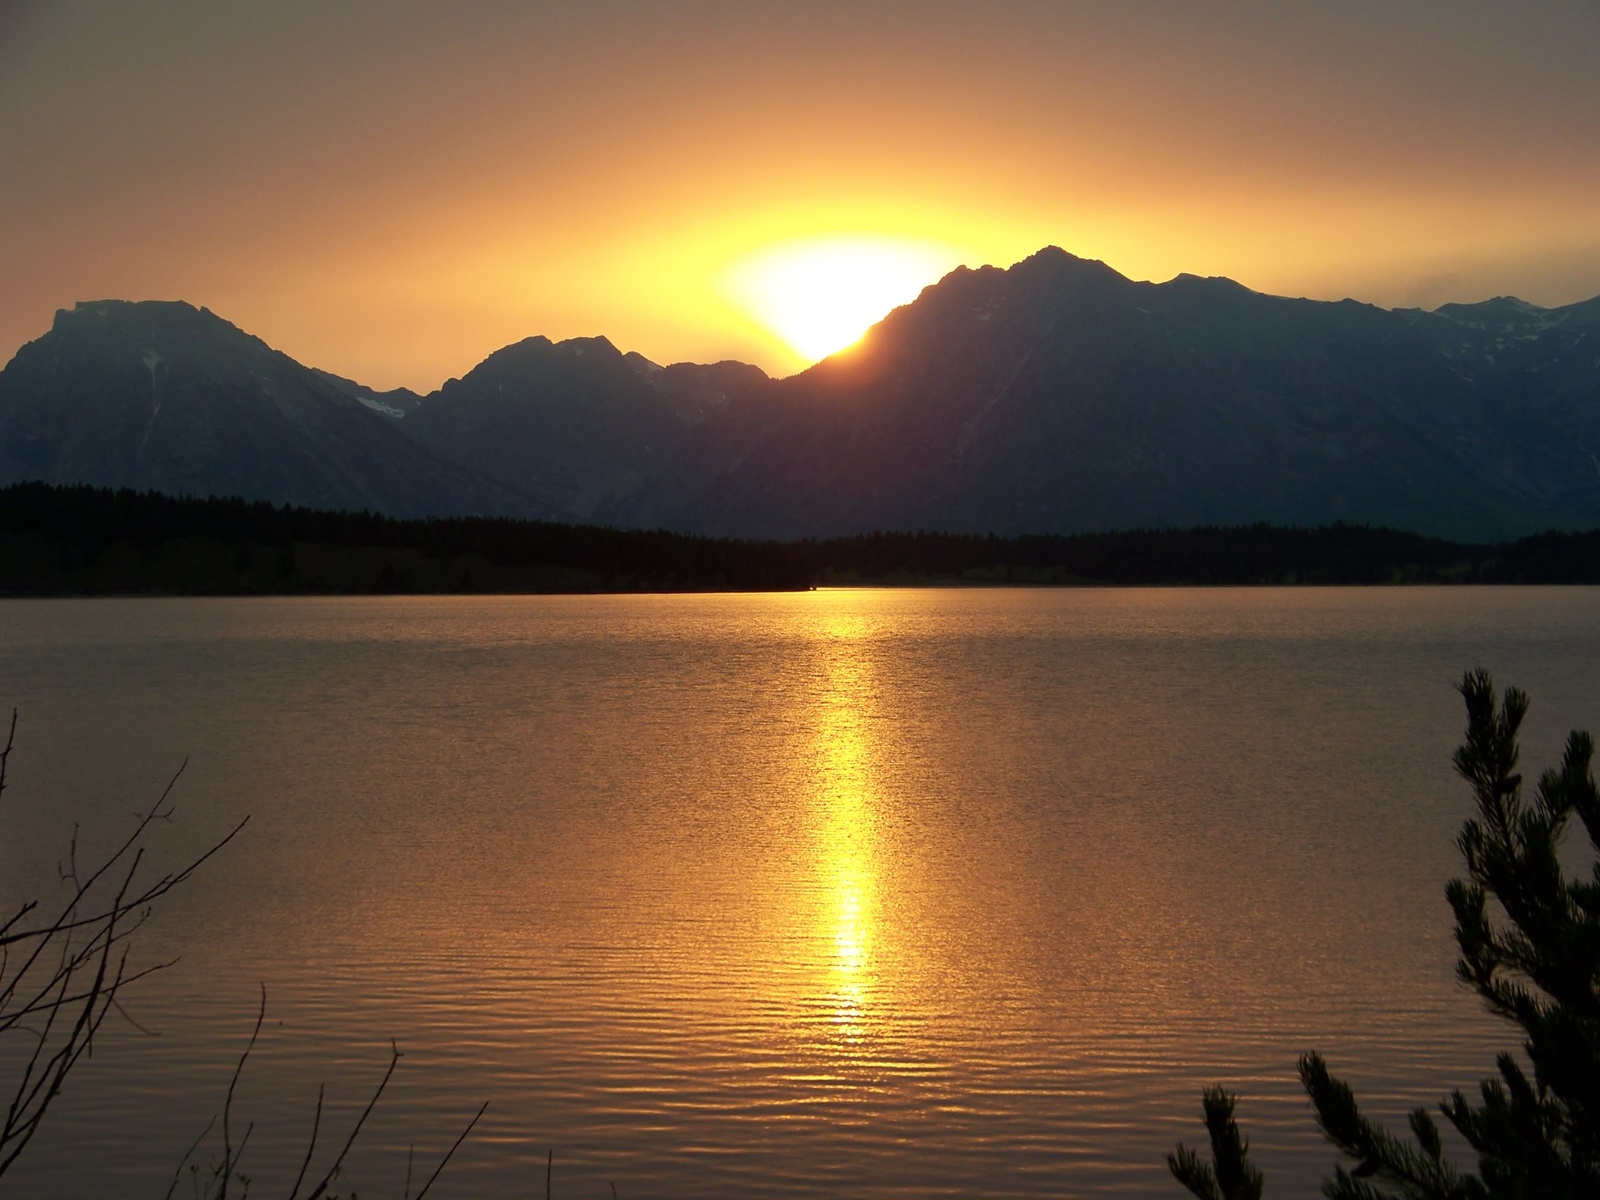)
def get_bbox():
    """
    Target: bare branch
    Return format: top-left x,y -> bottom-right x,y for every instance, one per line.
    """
1,714 -> 482,1198
413,1101 -> 489,1200
217,984 -> 266,1200
0,708 -> 15,802
164,1116 -> 216,1200
286,1084 -> 324,1200
301,1042 -> 402,1200
0,725 -> 244,1183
